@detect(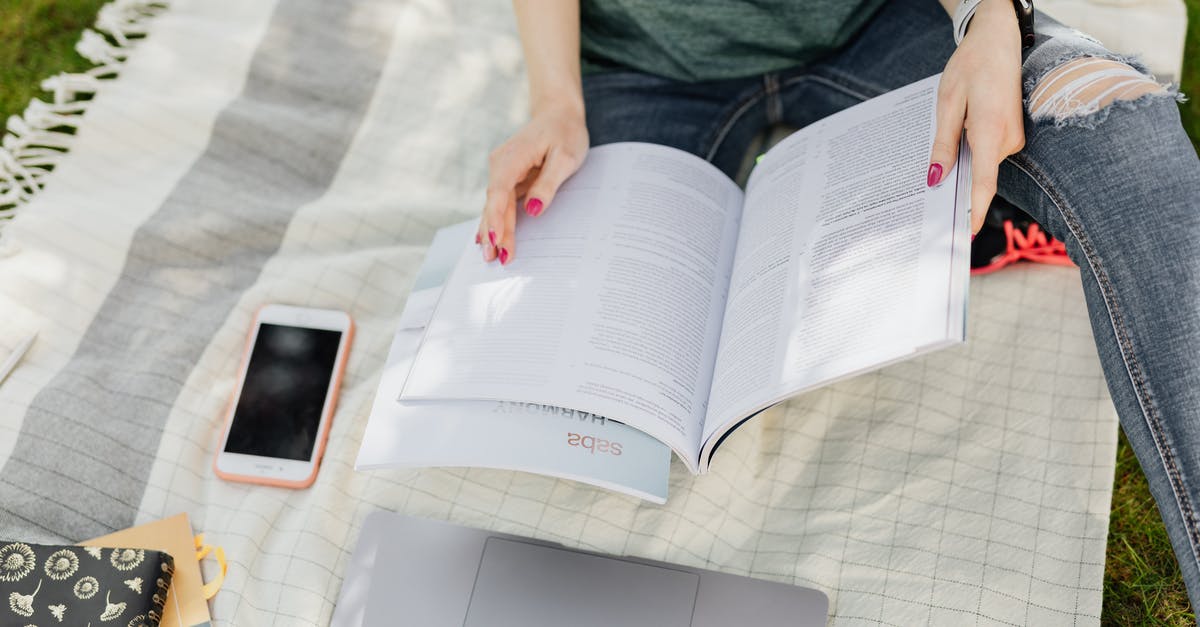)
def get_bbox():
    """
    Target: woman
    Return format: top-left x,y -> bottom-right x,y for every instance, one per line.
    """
475,0 -> 1200,606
